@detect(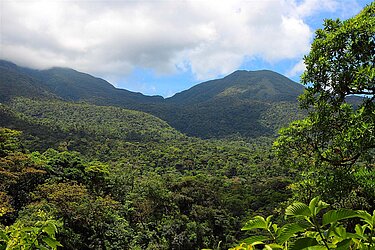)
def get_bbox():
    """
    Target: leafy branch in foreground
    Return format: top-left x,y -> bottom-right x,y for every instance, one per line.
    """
232,197 -> 375,250
0,210 -> 62,250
